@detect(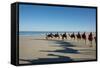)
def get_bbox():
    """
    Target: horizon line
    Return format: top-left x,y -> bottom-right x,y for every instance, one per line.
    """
19,31 -> 96,32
